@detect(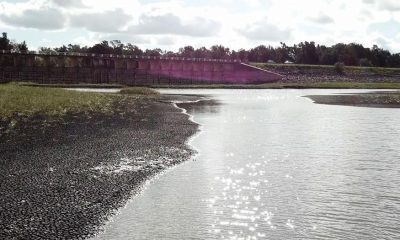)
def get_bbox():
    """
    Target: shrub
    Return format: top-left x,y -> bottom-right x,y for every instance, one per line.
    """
334,62 -> 345,74
359,58 -> 373,67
